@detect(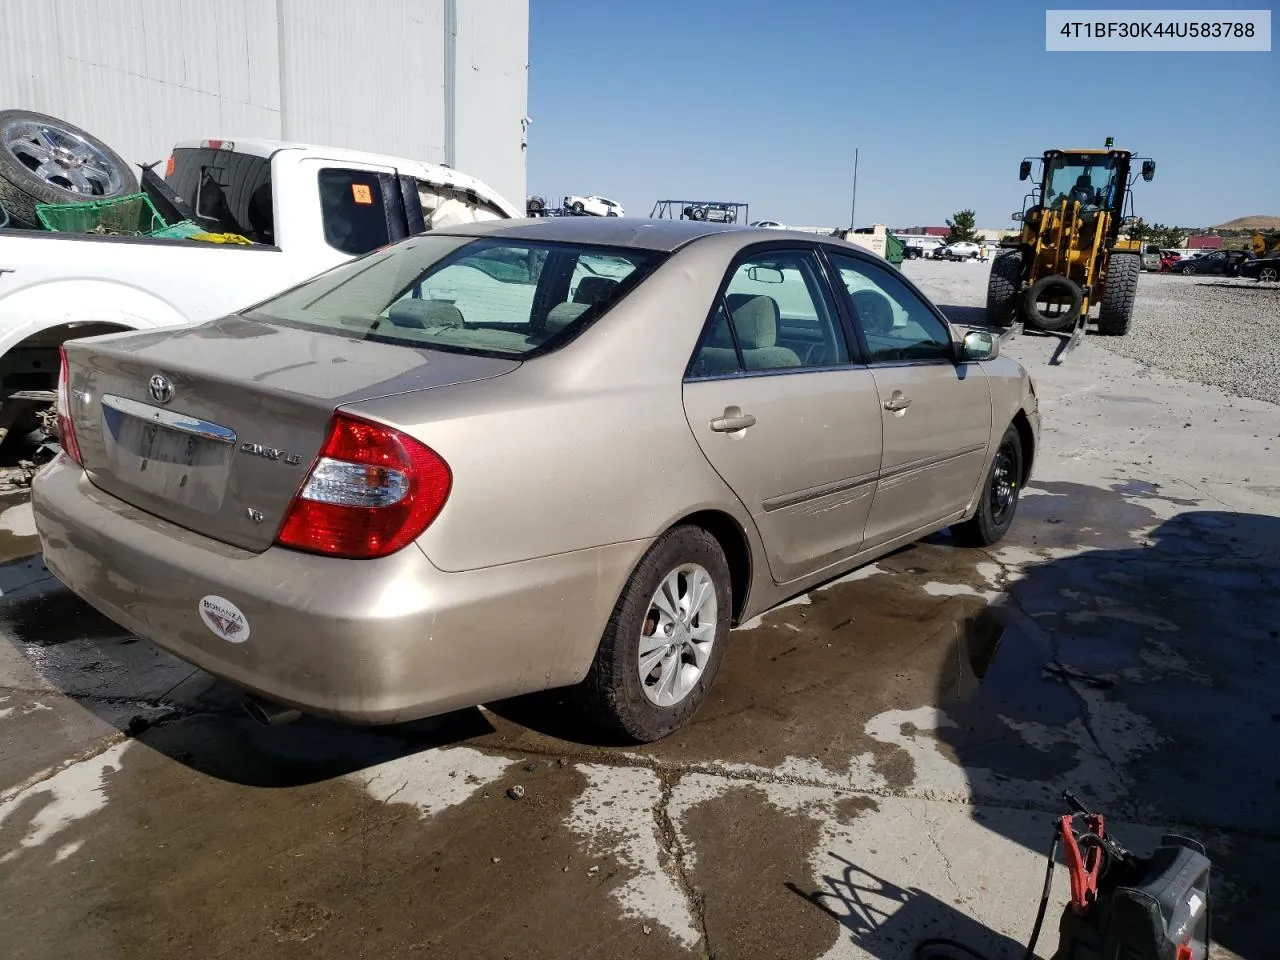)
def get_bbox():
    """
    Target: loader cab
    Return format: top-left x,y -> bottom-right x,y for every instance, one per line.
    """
1041,150 -> 1128,215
